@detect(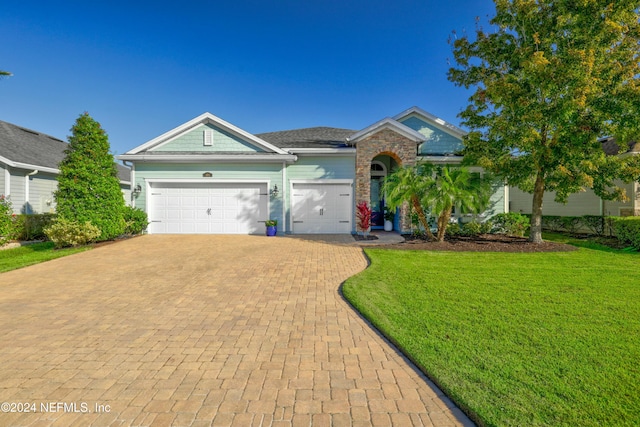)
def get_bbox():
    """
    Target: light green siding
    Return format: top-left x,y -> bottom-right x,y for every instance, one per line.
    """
133,162 -> 283,226
154,124 -> 264,153
400,115 -> 464,155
